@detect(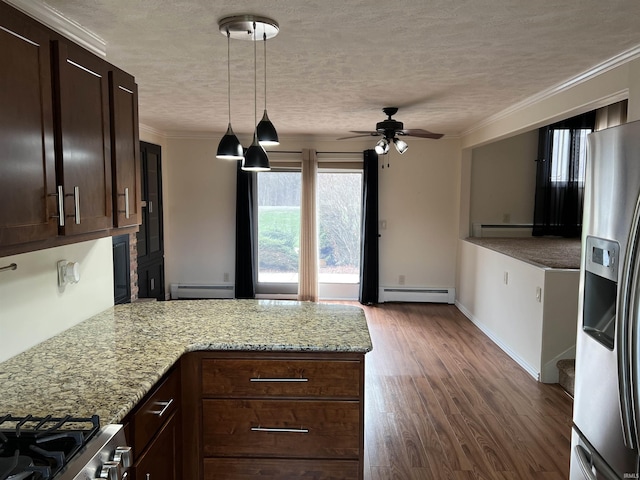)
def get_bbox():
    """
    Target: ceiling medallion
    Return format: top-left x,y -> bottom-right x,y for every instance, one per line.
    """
218,15 -> 279,41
